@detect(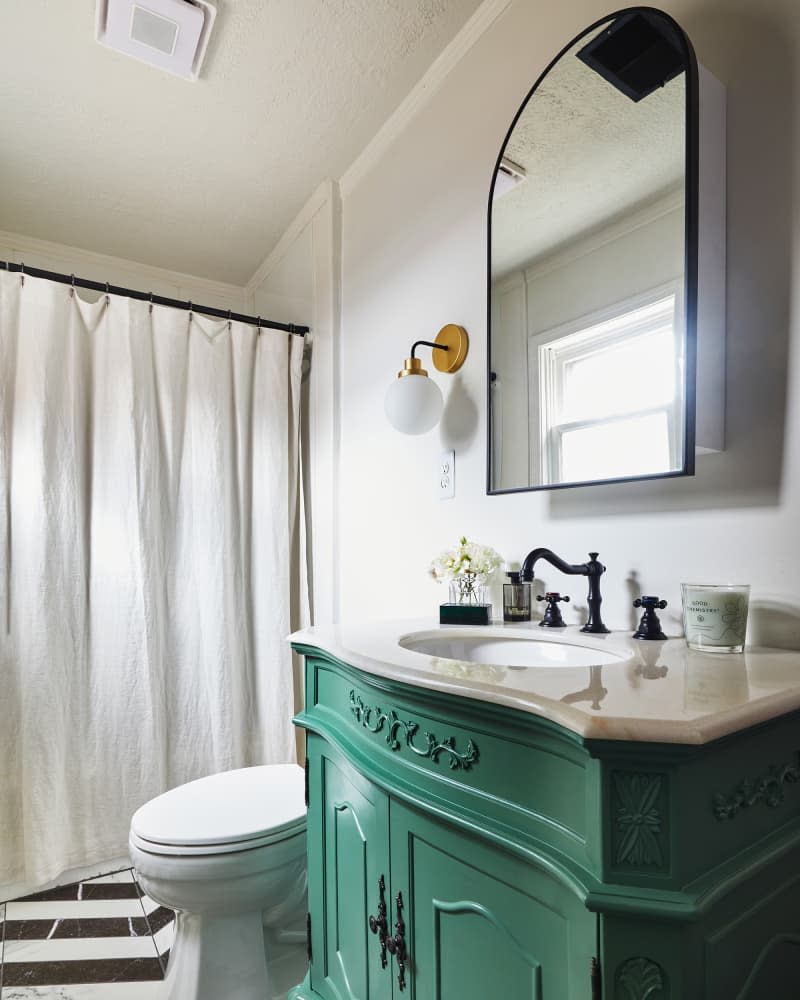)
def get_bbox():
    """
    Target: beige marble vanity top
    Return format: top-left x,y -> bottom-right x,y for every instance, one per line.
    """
290,620 -> 800,745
